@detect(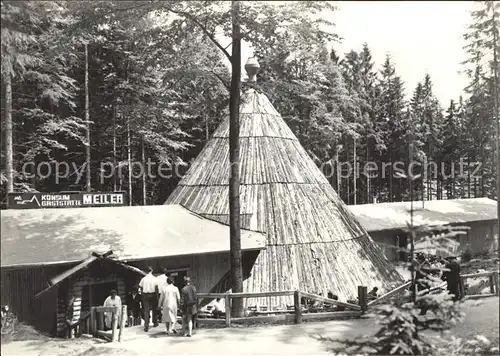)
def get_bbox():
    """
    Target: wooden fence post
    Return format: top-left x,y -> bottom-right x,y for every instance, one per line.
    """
358,286 -> 368,312
98,311 -> 104,331
225,293 -> 231,327
90,307 -> 95,335
111,309 -> 118,342
293,290 -> 302,324
119,305 -> 126,342
489,275 -> 495,294
495,273 -> 499,296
